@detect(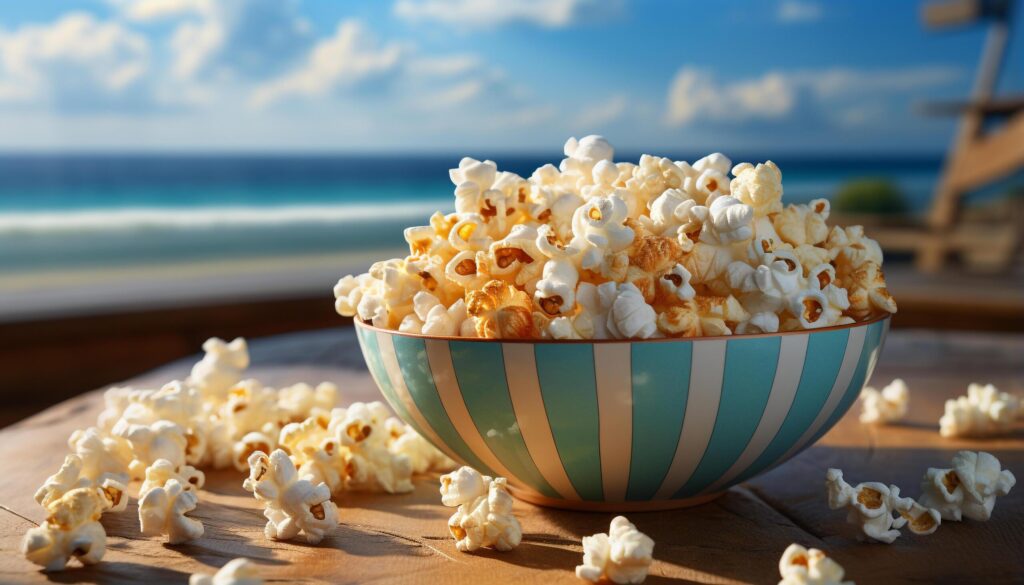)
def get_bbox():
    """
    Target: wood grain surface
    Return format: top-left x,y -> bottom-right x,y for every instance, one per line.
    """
1,328 -> 1021,584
